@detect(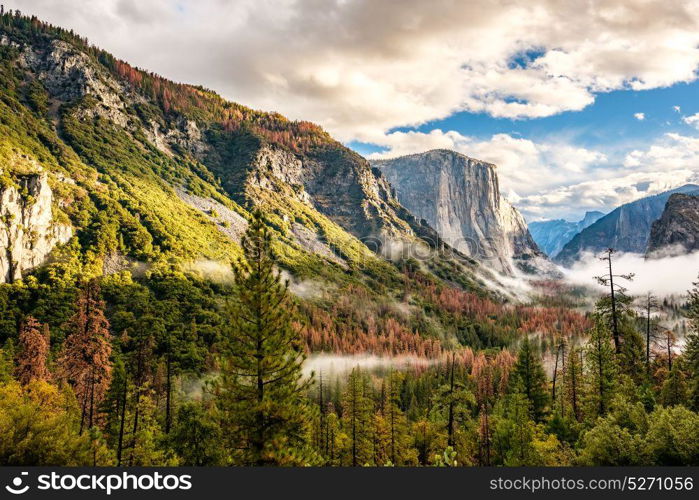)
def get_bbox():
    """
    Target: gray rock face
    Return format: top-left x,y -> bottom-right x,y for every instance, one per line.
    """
0,173 -> 73,282
372,149 -> 544,274
647,193 -> 699,257
556,184 -> 699,265
19,39 -> 130,126
529,211 -> 605,257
